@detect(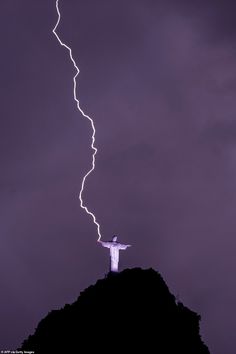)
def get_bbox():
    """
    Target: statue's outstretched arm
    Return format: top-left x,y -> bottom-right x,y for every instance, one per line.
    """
100,241 -> 111,248
119,244 -> 131,250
